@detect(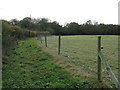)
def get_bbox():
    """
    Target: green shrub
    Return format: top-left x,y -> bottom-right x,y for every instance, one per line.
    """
2,20 -> 38,56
